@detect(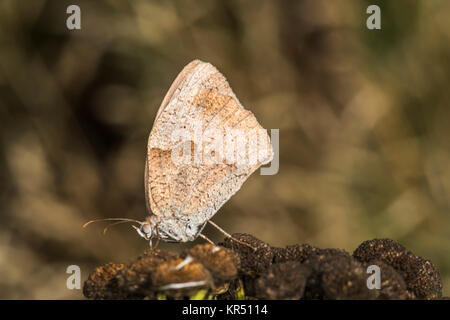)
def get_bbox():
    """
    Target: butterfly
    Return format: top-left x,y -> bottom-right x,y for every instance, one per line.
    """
84,60 -> 273,249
